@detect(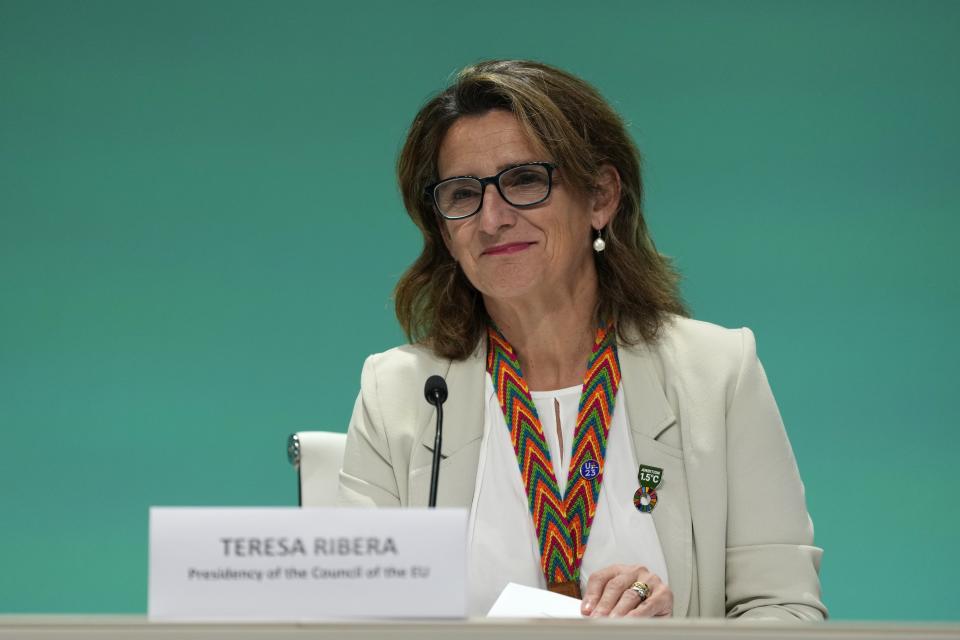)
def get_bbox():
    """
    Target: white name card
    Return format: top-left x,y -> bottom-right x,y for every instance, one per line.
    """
148,507 -> 467,621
